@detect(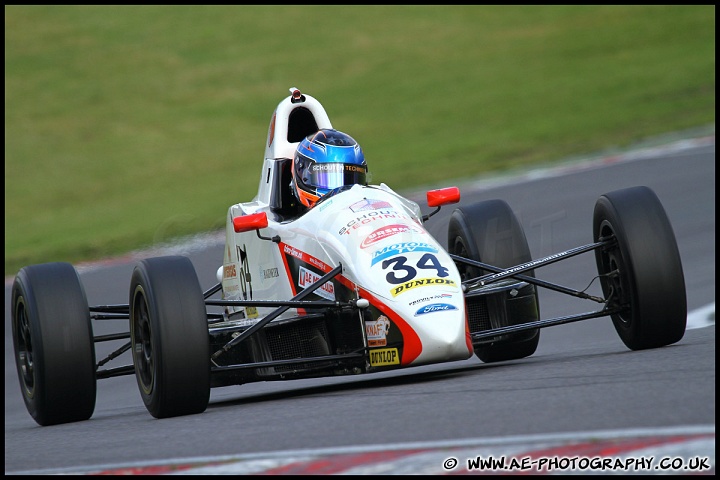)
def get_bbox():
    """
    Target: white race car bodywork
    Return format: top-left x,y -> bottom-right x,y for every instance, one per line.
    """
222,183 -> 473,368
218,89 -> 472,368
